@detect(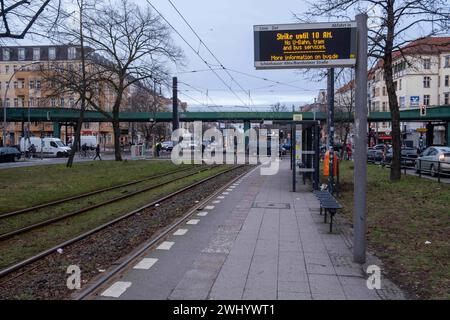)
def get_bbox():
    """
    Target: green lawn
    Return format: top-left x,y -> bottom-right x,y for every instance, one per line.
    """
0,164 -> 231,269
0,160 -> 183,213
336,161 -> 450,299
